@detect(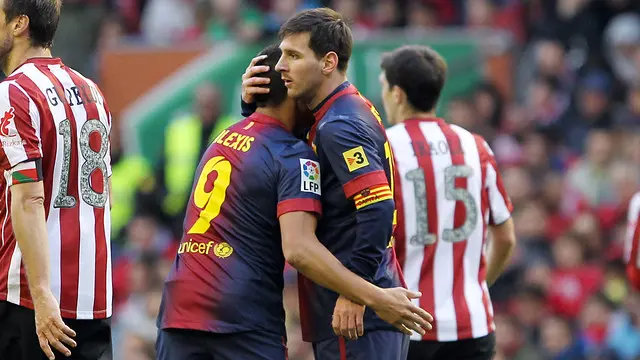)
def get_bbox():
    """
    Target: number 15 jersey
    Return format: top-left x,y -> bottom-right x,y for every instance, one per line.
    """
389,117 -> 513,342
0,58 -> 113,320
